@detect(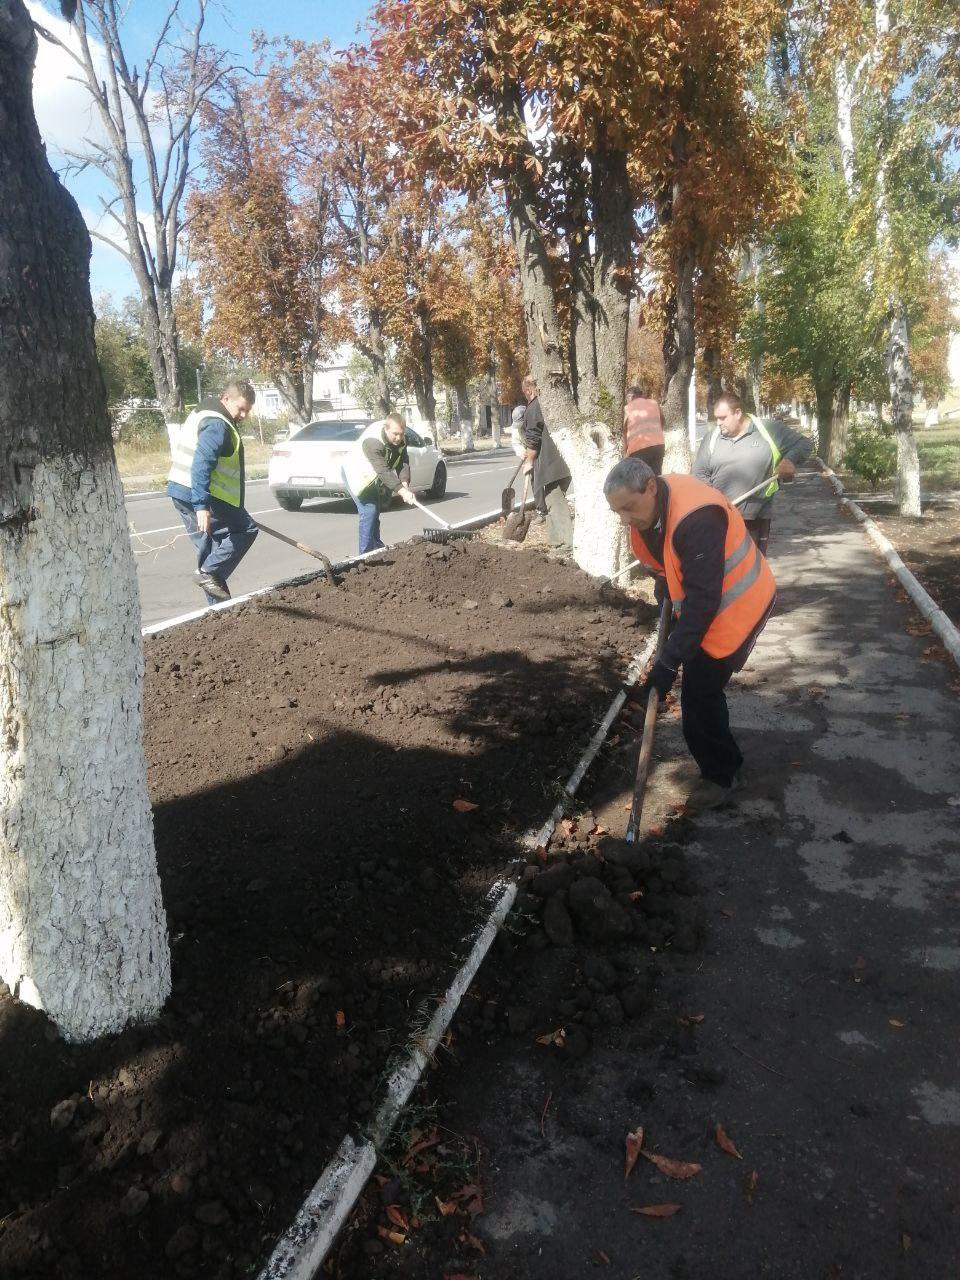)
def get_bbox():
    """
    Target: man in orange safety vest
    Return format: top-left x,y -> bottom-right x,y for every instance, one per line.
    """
604,456 -> 776,814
